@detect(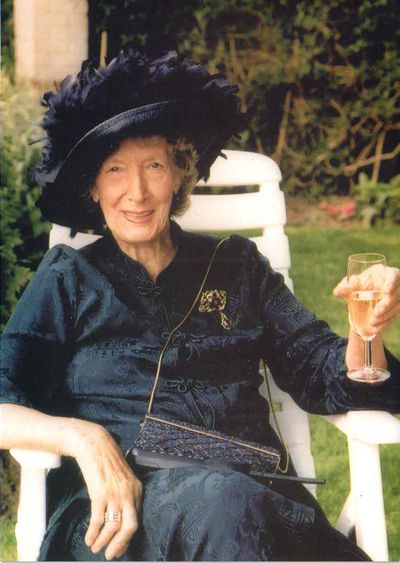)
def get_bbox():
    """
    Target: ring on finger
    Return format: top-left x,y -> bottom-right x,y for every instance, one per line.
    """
104,511 -> 122,523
